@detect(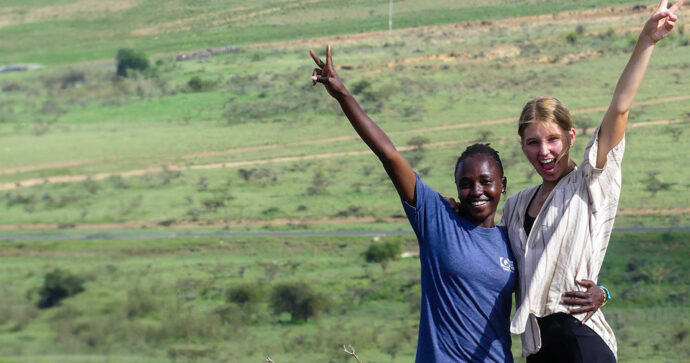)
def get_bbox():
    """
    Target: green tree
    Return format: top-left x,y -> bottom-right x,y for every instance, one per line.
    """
116,48 -> 149,77
363,240 -> 402,272
270,282 -> 327,322
37,269 -> 85,308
